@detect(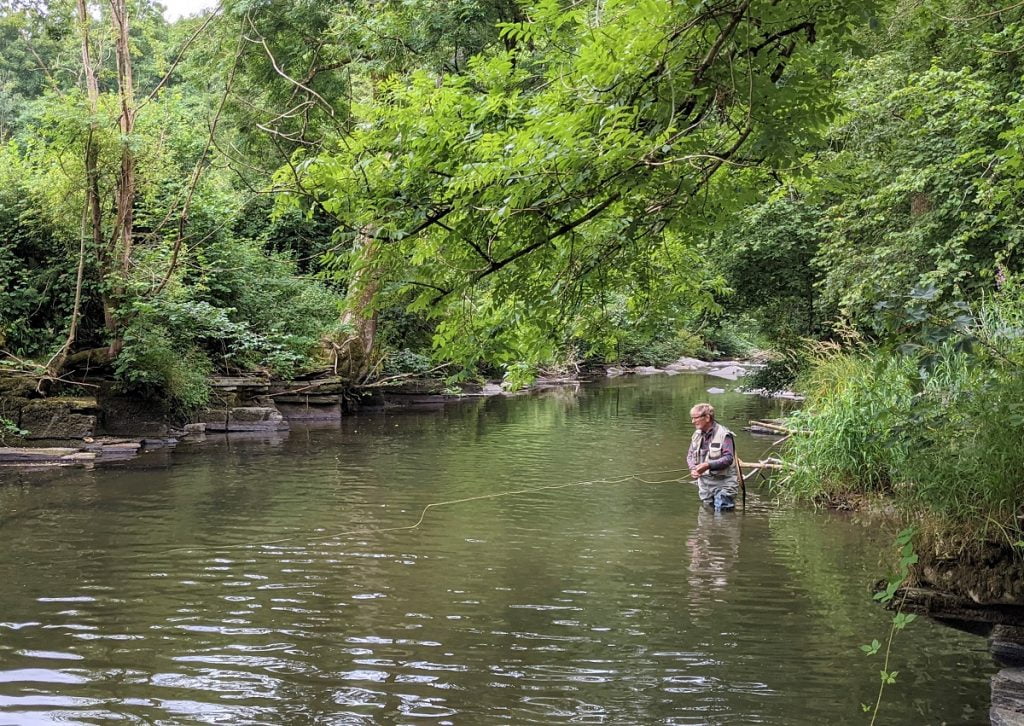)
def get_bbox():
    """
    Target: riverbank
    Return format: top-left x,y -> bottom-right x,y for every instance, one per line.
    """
0,356 -> 783,467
